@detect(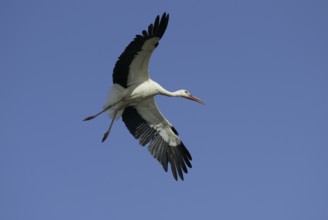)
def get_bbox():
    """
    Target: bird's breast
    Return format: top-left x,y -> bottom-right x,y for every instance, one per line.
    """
126,80 -> 159,101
